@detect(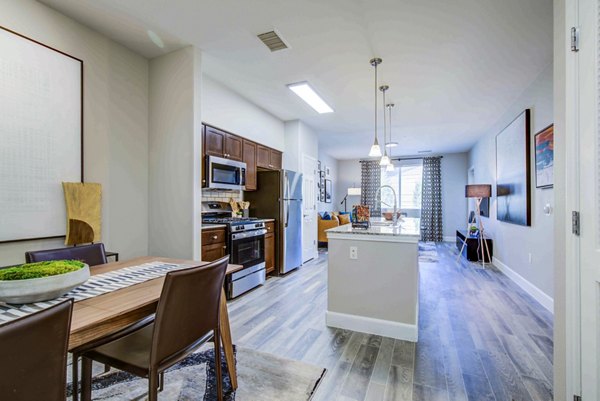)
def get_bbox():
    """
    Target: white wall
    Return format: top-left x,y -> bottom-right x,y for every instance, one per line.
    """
468,63 -> 554,299
148,46 -> 202,260
201,75 -> 284,151
336,155 -> 467,238
283,120 -> 319,172
442,153 -> 468,240
318,151 -> 340,213
0,0 -> 149,264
